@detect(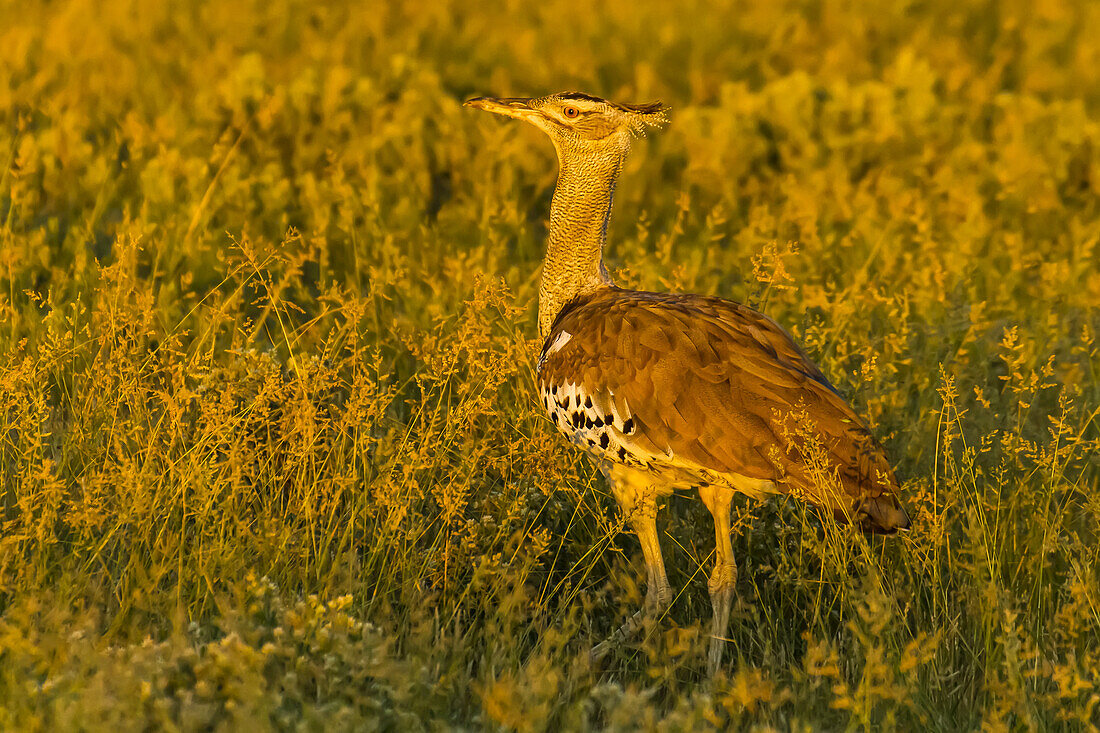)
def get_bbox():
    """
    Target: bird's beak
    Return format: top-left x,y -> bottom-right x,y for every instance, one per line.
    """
464,96 -> 540,122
